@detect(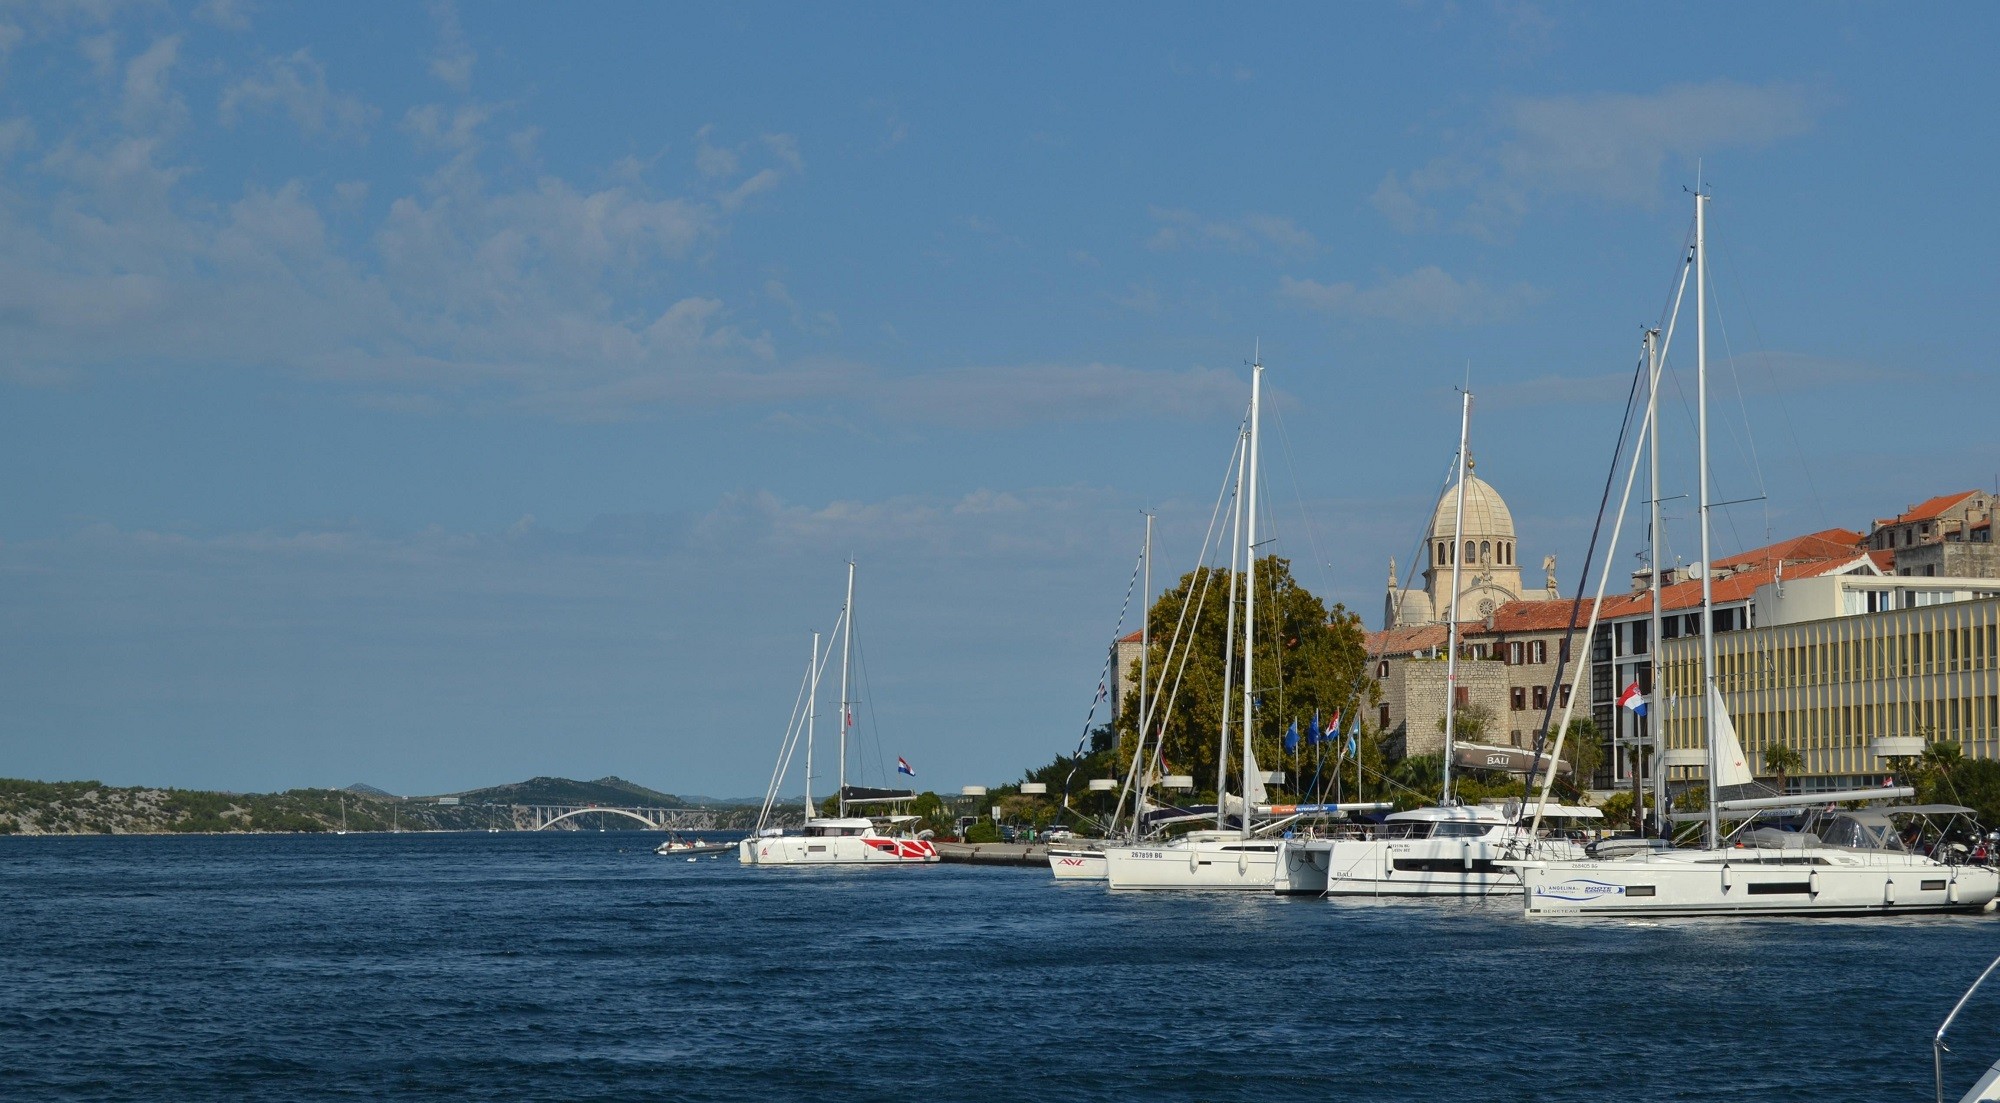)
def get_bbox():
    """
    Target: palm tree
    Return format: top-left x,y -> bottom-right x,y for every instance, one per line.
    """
1924,739 -> 1965,778
1762,742 -> 1804,794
